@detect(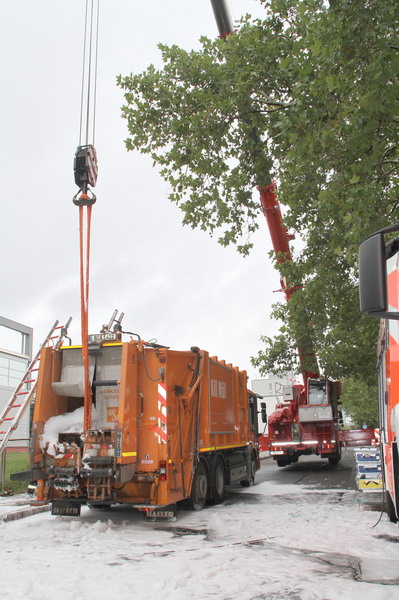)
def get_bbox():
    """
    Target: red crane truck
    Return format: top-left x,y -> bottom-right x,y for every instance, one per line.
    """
257,184 -> 344,466
210,1 -> 345,466
209,1 -> 377,466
